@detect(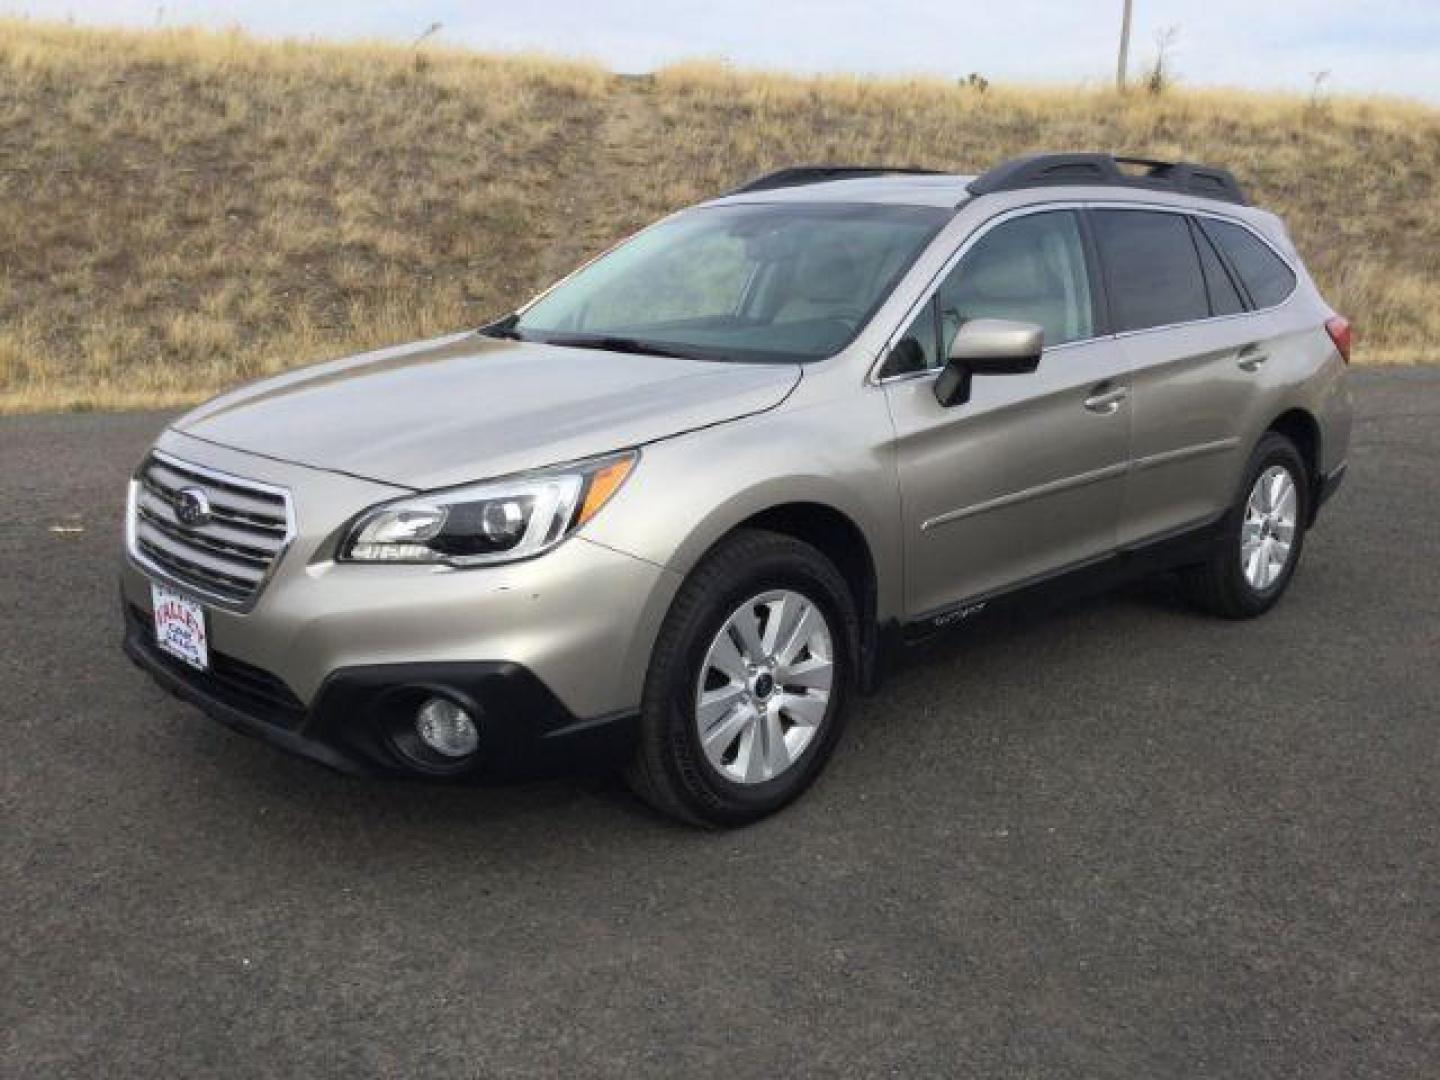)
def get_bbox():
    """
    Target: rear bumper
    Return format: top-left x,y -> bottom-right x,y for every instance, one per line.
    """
123,603 -> 637,780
